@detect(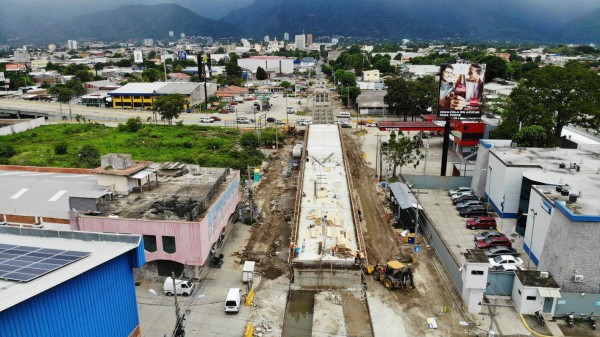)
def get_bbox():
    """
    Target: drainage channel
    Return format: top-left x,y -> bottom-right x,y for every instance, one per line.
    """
281,290 -> 316,337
